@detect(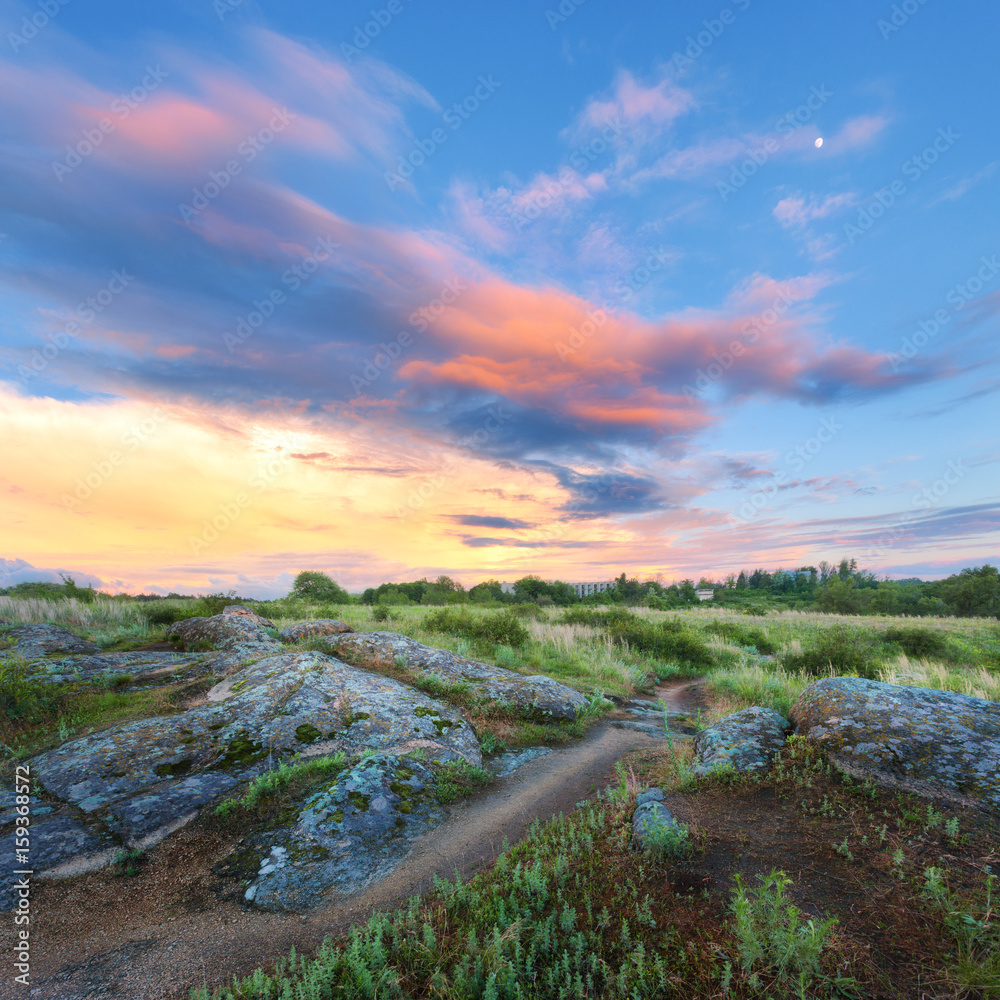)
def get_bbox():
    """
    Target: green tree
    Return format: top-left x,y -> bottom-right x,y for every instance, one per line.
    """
291,571 -> 350,604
